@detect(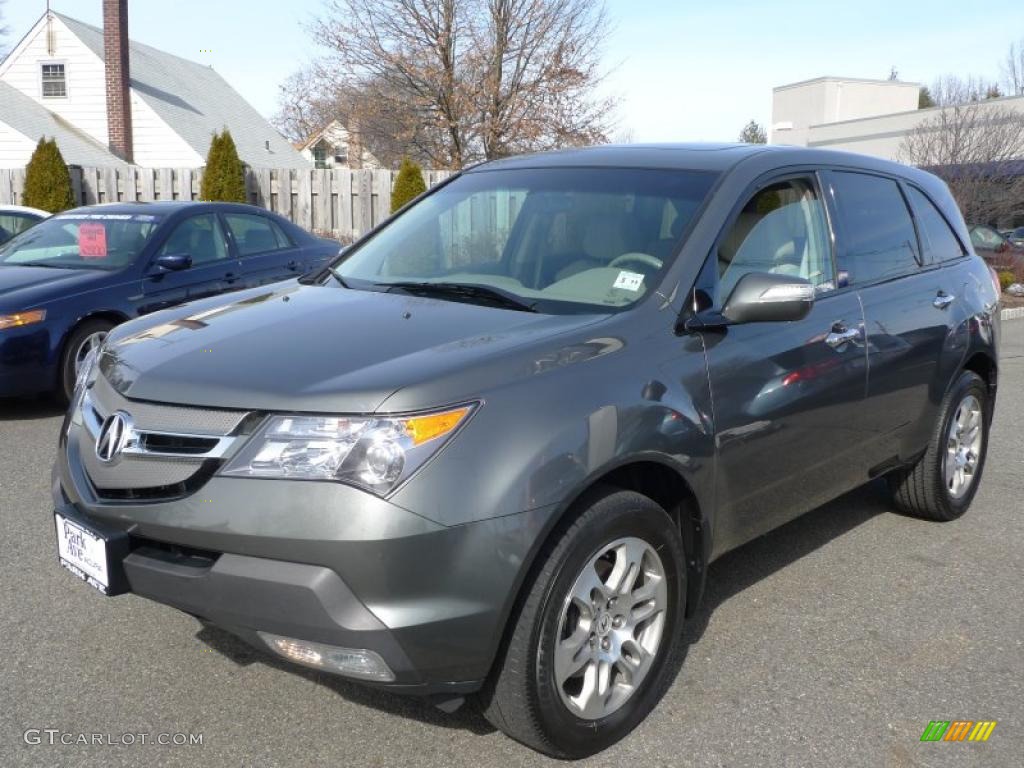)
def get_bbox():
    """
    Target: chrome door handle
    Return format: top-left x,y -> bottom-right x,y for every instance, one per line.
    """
825,326 -> 861,350
933,292 -> 955,309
